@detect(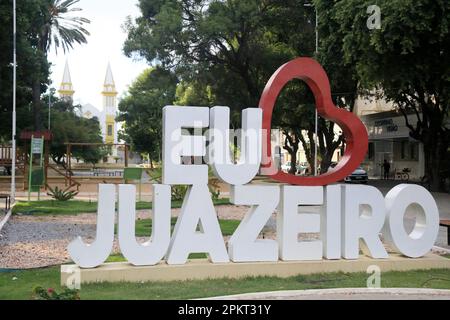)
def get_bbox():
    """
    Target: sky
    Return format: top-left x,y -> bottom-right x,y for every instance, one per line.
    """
47,0 -> 149,110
